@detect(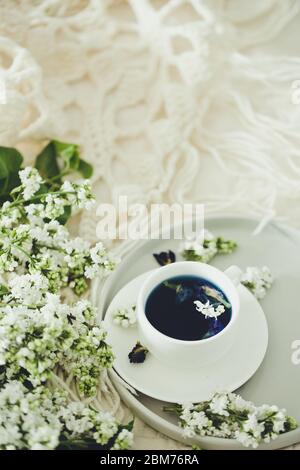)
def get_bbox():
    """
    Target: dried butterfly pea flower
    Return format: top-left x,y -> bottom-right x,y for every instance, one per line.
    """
153,250 -> 176,266
128,342 -> 149,364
